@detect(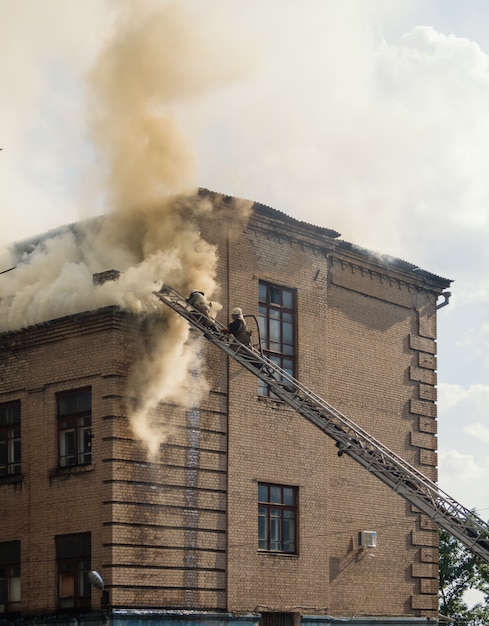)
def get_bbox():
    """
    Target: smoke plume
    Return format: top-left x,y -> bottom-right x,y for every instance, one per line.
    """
0,1 -> 250,457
